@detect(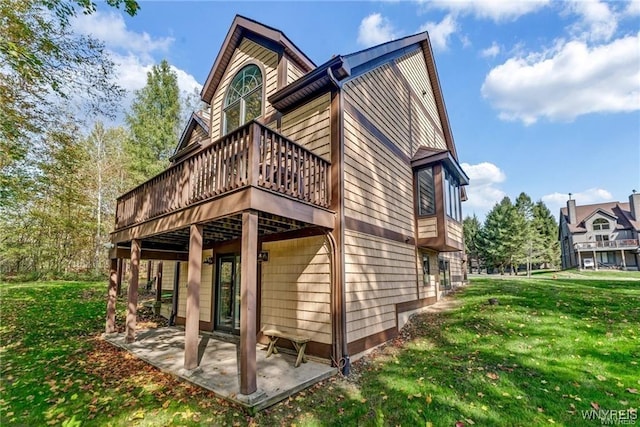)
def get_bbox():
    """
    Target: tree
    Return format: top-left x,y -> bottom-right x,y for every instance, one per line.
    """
478,197 -> 526,274
125,59 -> 182,184
515,192 -> 535,276
1,0 -> 139,207
463,215 -> 481,273
533,200 -> 560,268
